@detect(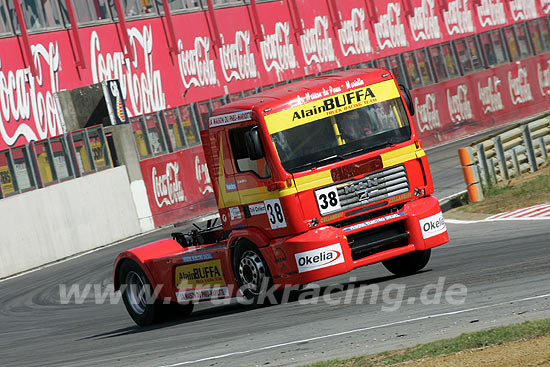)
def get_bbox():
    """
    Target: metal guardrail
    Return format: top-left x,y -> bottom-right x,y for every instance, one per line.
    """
458,113 -> 550,202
